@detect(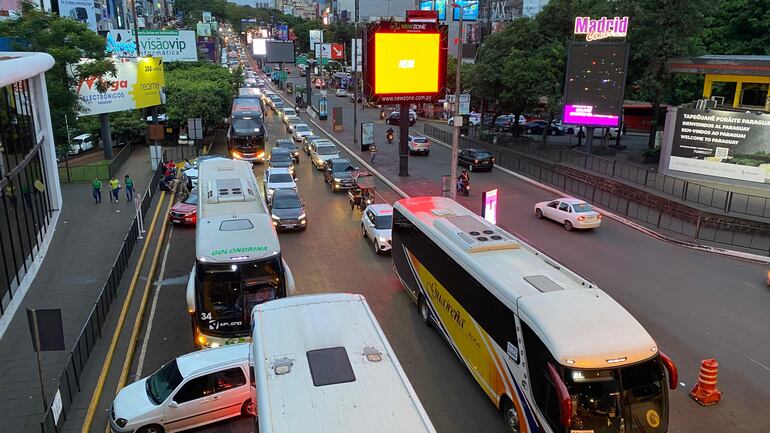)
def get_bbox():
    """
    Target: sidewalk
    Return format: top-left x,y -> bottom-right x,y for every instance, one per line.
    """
0,146 -> 155,433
